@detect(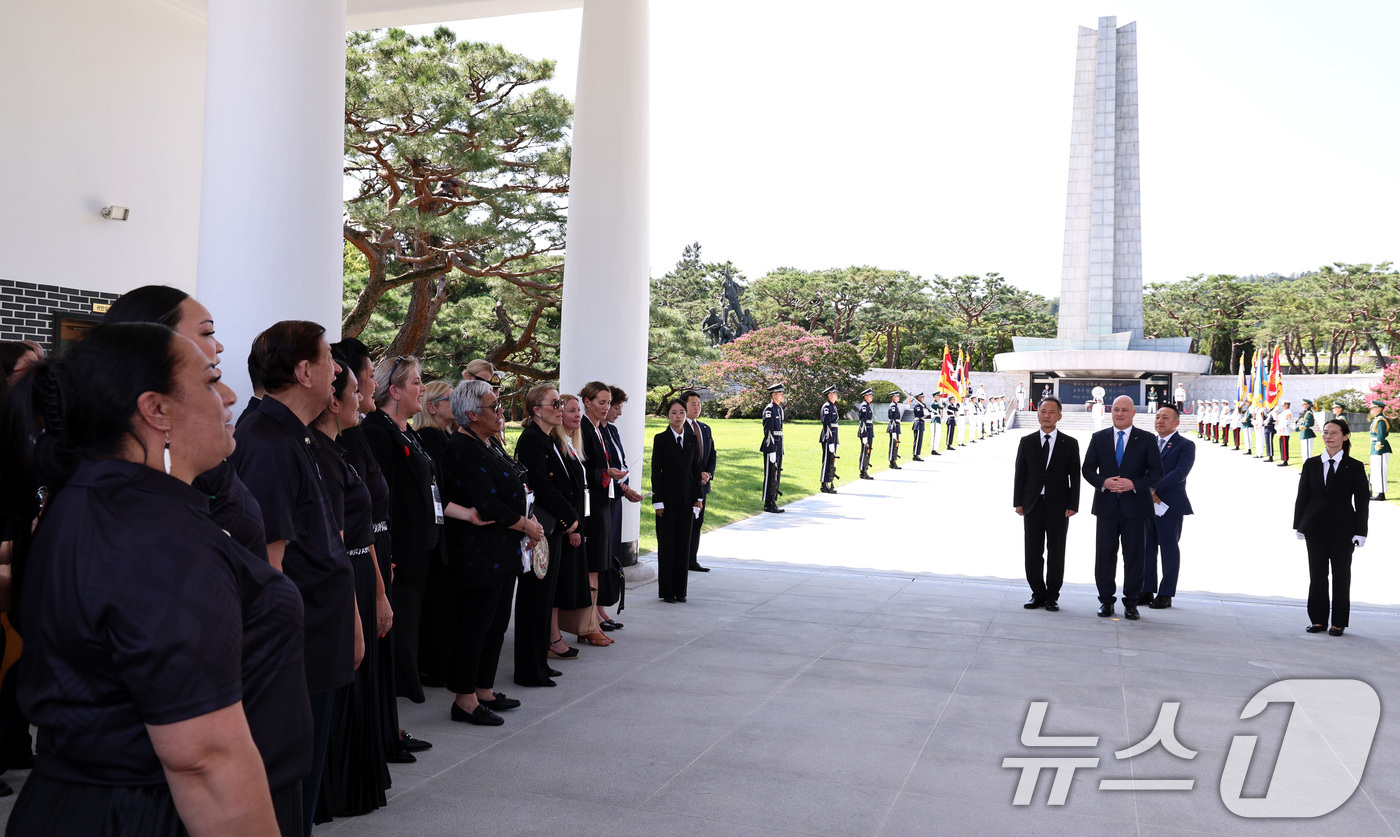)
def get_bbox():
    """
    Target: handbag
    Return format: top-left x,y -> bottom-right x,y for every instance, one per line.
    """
595,552 -> 626,612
